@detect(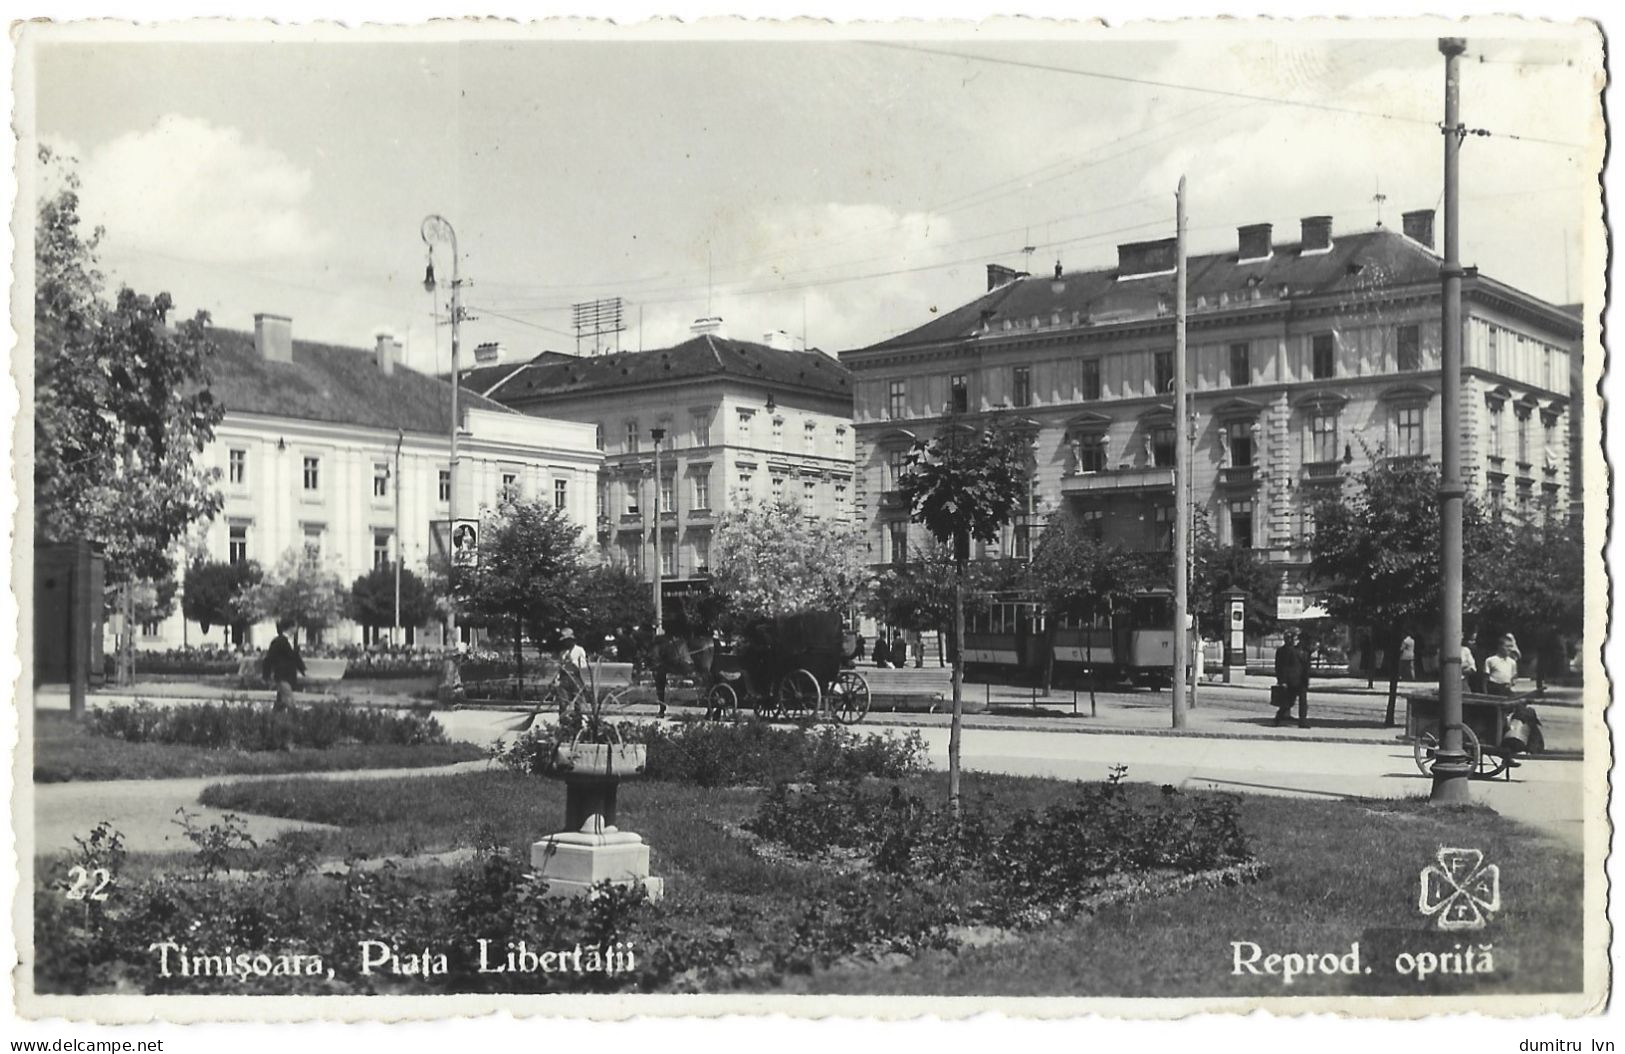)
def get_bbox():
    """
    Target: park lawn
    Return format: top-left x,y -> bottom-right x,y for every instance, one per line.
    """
32,709 -> 486,782
194,769 -> 1584,997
